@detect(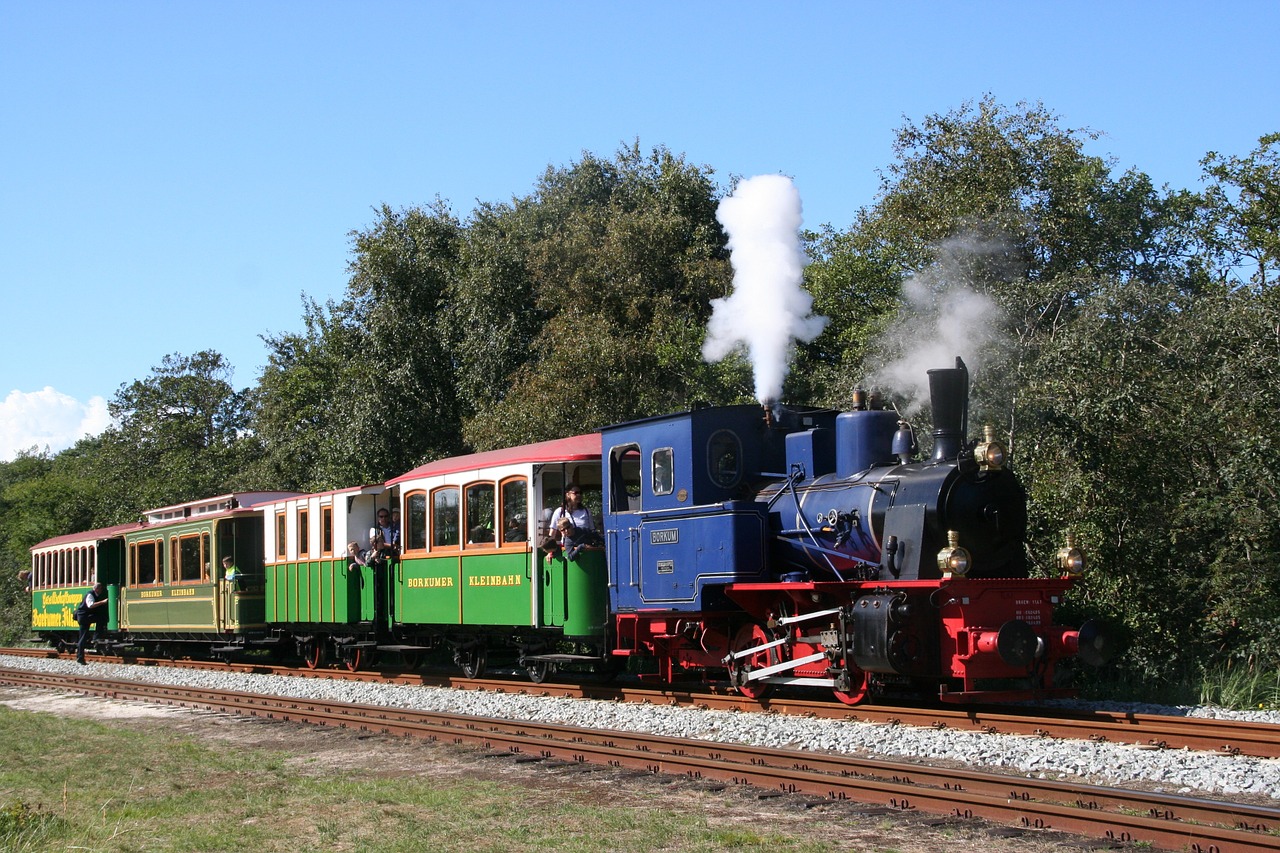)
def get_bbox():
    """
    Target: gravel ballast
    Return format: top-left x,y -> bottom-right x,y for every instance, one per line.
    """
4,654 -> 1279,800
